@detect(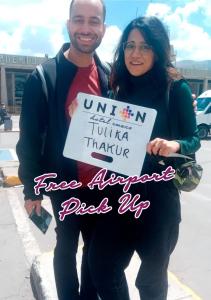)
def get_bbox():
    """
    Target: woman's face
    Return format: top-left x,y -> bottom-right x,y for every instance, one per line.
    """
124,28 -> 155,77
